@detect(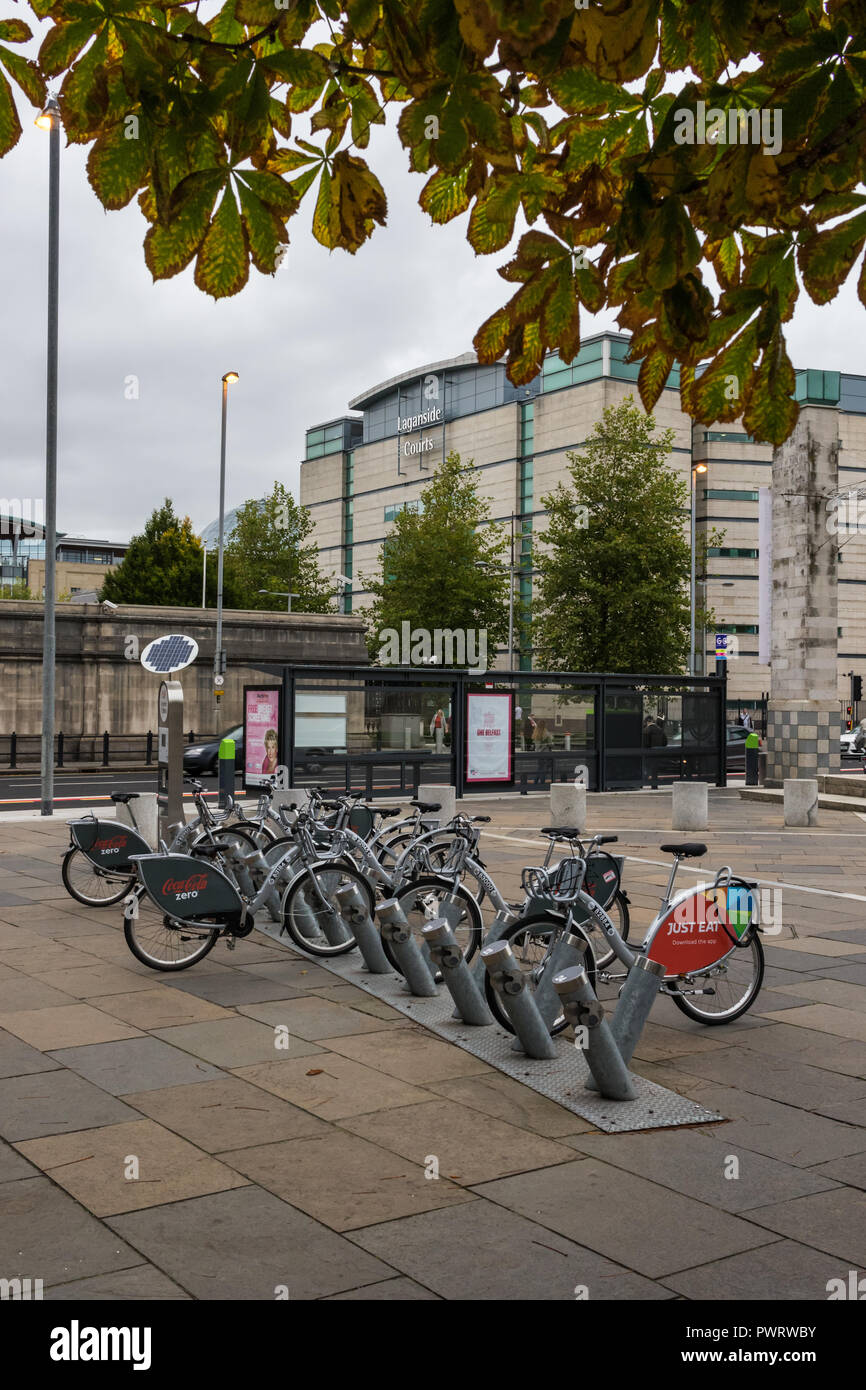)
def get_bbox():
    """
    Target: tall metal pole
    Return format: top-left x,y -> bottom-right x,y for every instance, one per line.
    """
508,563 -> 514,669
689,466 -> 696,677
215,382 -> 228,691
40,98 -> 60,816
